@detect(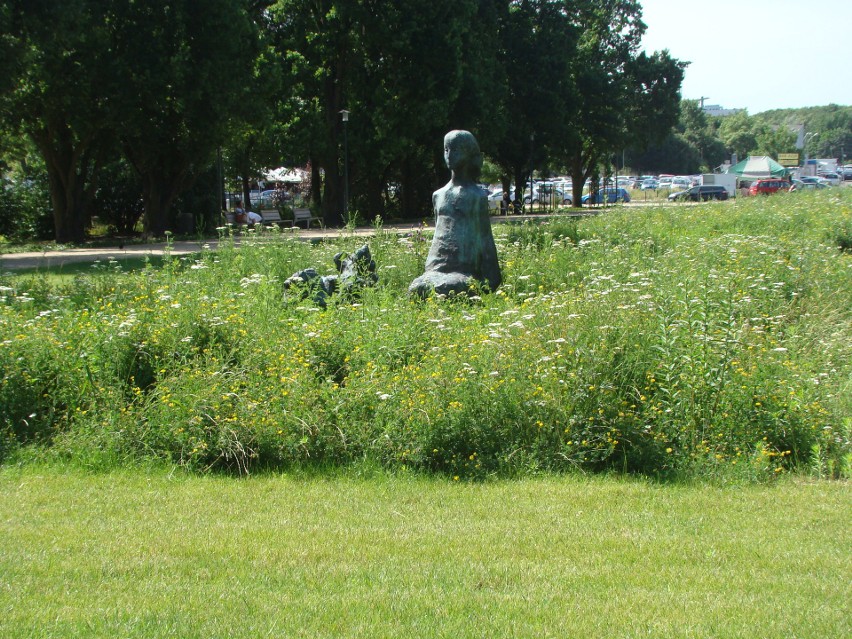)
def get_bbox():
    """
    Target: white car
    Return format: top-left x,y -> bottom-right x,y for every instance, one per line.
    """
817,172 -> 841,186
487,189 -> 517,211
525,182 -> 572,205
